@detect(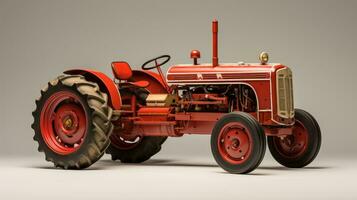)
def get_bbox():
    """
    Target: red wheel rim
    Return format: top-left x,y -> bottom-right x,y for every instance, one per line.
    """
273,120 -> 308,158
40,91 -> 88,155
217,122 -> 253,164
